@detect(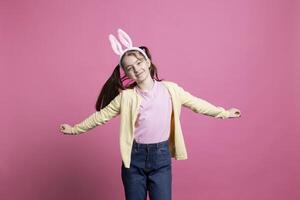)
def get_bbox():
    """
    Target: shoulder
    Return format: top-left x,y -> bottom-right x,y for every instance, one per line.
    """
119,87 -> 135,98
161,80 -> 183,91
161,80 -> 180,88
